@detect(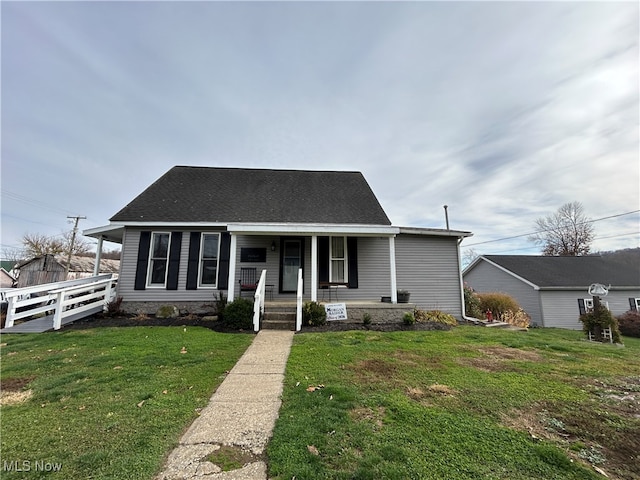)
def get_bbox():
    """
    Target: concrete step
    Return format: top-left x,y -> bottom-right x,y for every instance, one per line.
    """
262,308 -> 296,331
